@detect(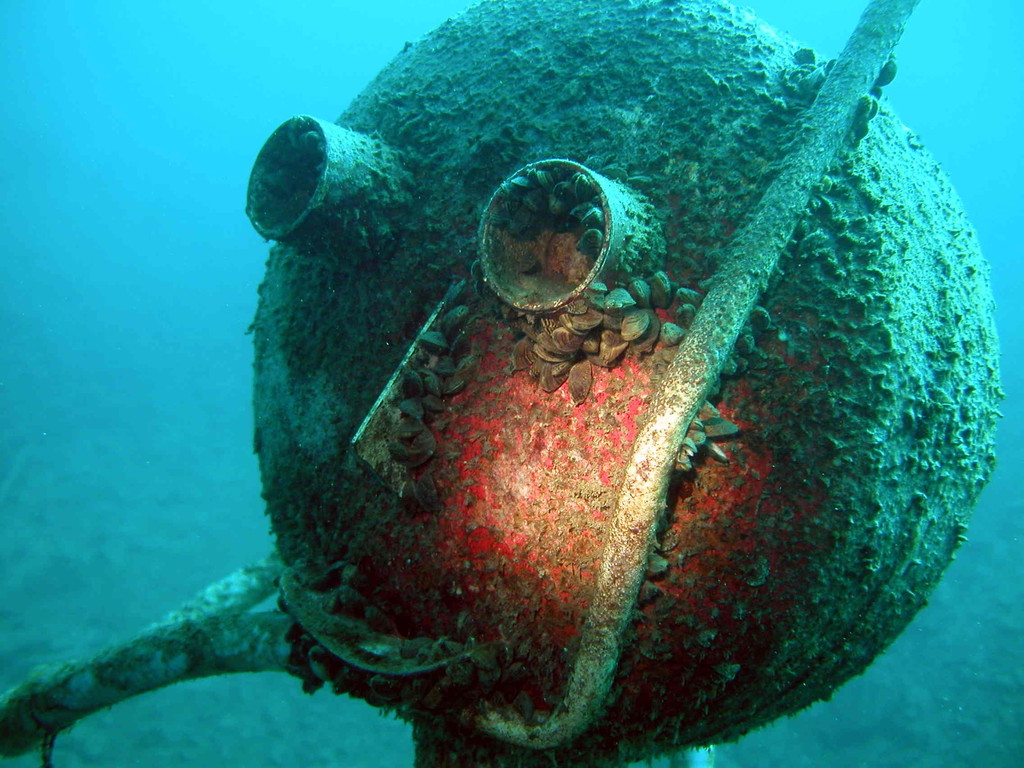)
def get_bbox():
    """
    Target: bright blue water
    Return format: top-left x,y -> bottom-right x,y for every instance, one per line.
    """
1,1 -> 1020,766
